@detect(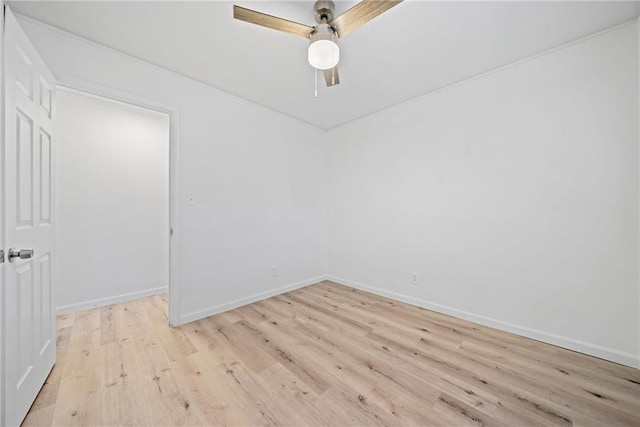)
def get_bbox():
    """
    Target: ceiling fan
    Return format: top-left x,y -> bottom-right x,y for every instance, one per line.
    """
233,0 -> 403,87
